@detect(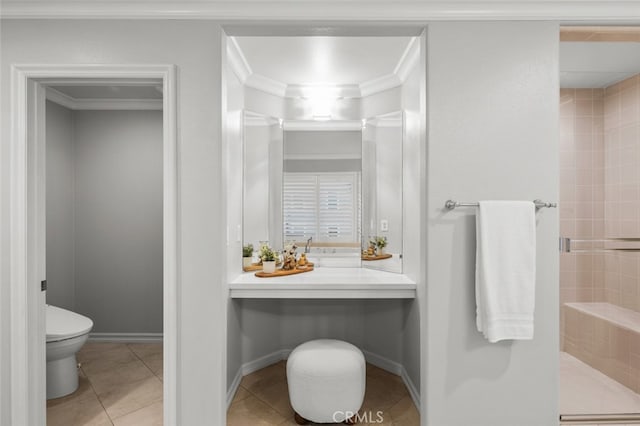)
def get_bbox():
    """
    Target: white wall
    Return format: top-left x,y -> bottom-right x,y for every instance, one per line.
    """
45,101 -> 76,310
425,22 -> 559,425
225,58 -> 245,390
244,124 -> 272,246
73,110 -> 163,333
1,20 -> 227,424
